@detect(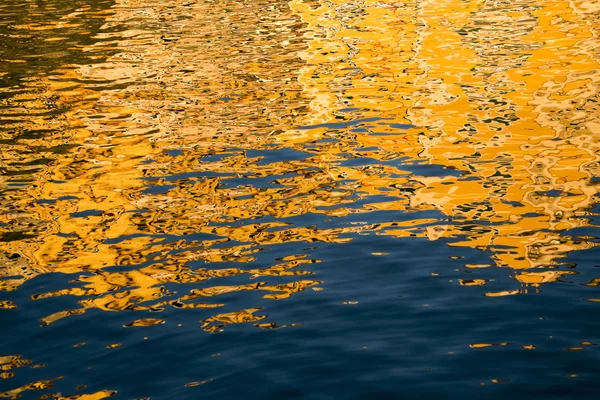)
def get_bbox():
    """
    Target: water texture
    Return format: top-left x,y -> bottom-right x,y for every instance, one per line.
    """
1,0 -> 600,398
